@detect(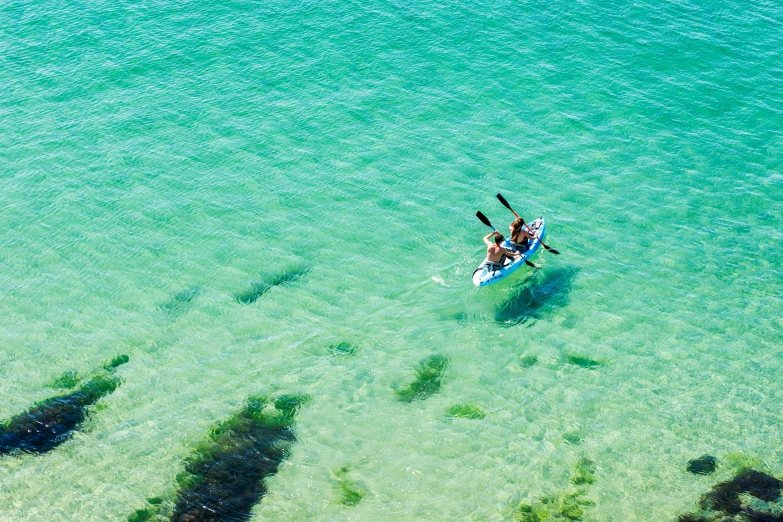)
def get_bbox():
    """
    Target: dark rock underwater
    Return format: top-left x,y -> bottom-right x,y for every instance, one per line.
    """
0,355 -> 129,456
129,393 -> 308,522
